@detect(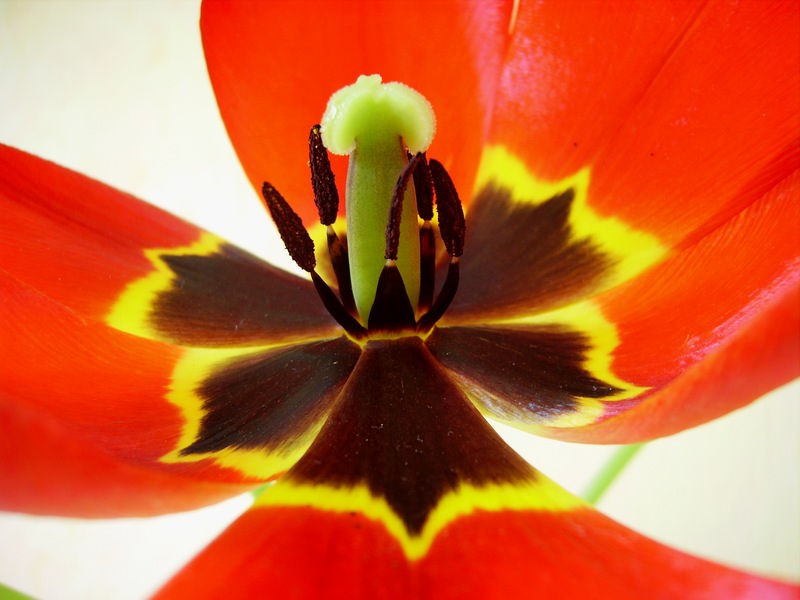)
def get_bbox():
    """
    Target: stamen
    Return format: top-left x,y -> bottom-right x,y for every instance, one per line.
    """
265,74 -> 468,340
368,260 -> 416,332
416,160 -> 465,333
327,226 -> 356,315
311,271 -> 367,338
429,159 -> 466,258
411,153 -> 434,221
262,181 -> 365,338
385,153 -> 422,261
321,75 -> 434,318
309,125 -> 339,226
412,154 -> 436,312
261,182 -> 316,272
308,125 -> 357,314
416,259 -> 459,334
418,222 -> 436,313
371,152 -> 423,332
